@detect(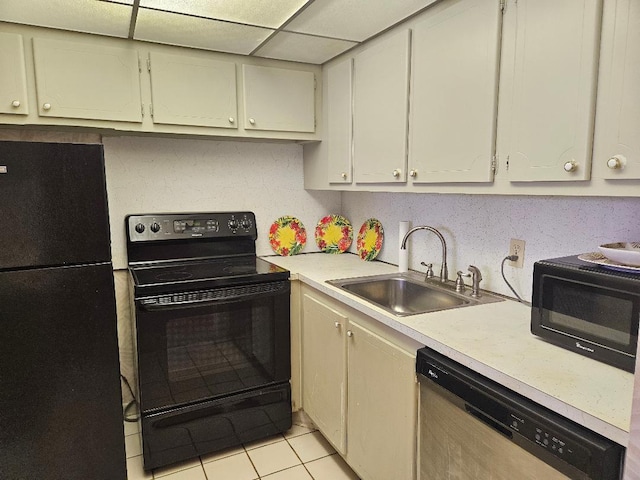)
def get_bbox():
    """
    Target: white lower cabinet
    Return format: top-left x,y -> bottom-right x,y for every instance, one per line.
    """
301,286 -> 421,480
301,291 -> 348,454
